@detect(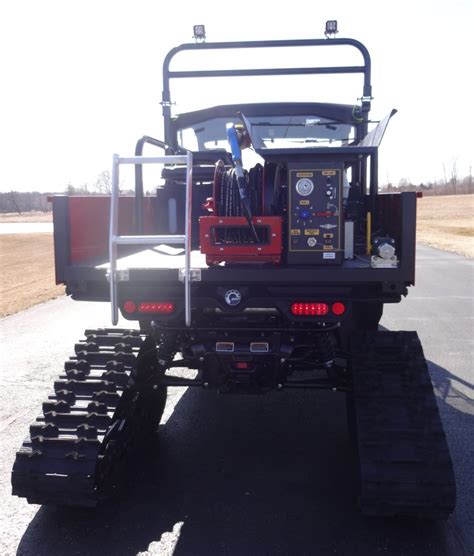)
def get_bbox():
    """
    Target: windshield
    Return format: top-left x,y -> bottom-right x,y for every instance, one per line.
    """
177,113 -> 354,151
